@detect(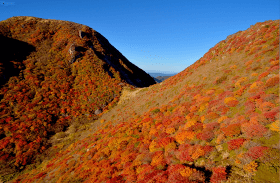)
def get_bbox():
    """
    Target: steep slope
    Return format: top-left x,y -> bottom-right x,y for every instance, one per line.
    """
0,16 -> 156,178
2,20 -> 280,182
